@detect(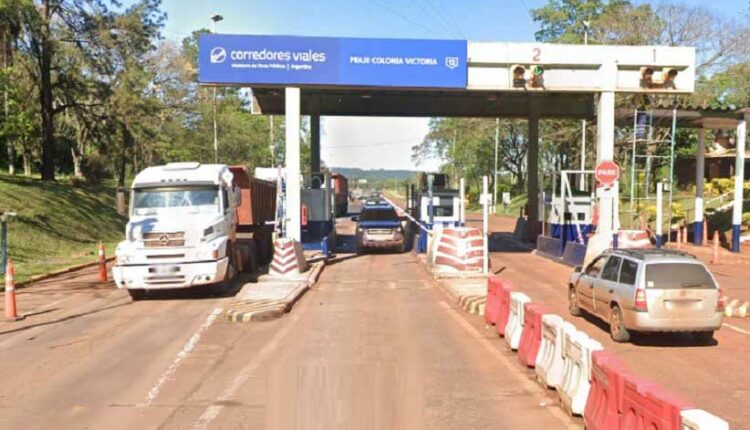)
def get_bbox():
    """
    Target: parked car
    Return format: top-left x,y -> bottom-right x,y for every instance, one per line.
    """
568,248 -> 723,343
353,204 -> 405,253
